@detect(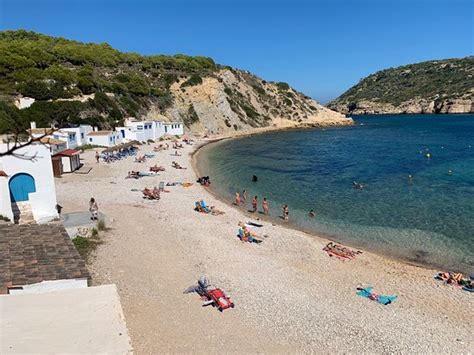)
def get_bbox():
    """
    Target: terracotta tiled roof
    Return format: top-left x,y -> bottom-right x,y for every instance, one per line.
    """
0,224 -> 90,294
53,149 -> 80,157
87,131 -> 113,136
39,137 -> 66,145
